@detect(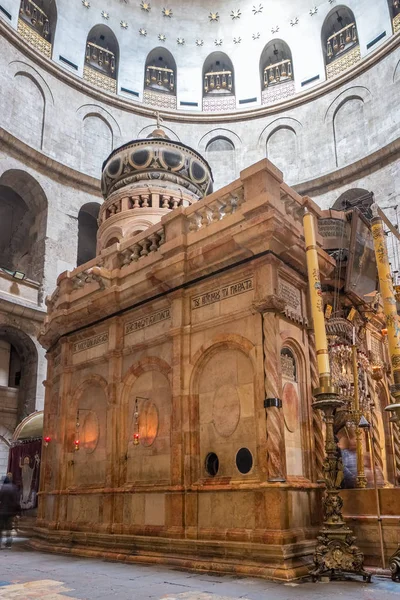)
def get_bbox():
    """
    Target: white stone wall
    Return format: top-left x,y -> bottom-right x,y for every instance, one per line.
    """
0,3 -> 399,436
